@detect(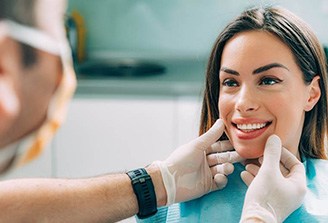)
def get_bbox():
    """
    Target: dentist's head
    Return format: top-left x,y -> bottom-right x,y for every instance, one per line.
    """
0,0 -> 76,173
